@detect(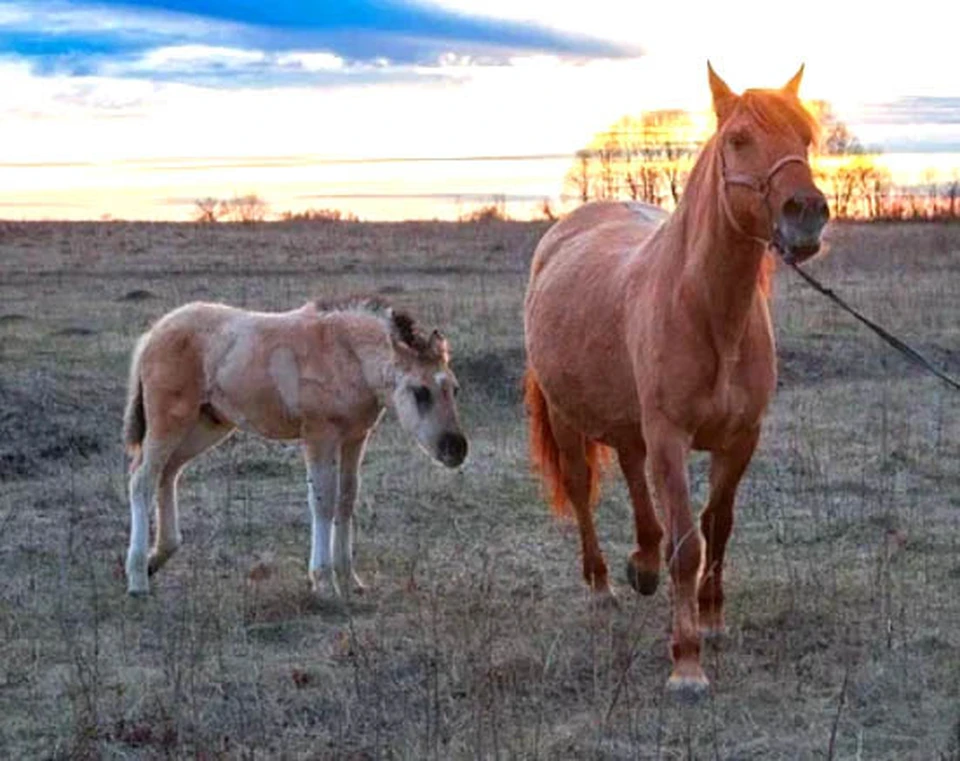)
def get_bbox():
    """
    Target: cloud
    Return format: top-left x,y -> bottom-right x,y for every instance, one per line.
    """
855,97 -> 960,127
0,0 -> 640,86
